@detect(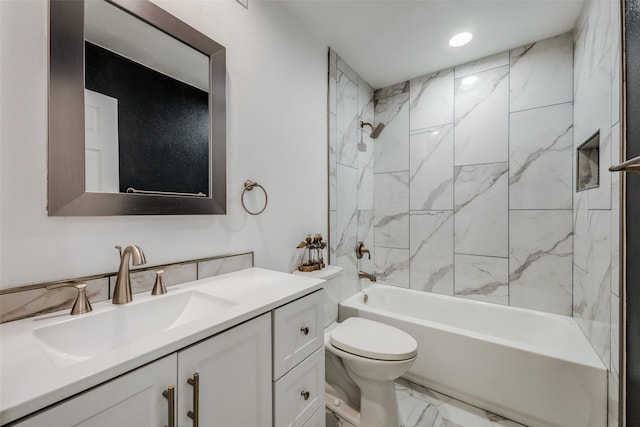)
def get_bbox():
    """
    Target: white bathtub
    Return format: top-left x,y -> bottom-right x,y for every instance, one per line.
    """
338,284 -> 607,427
